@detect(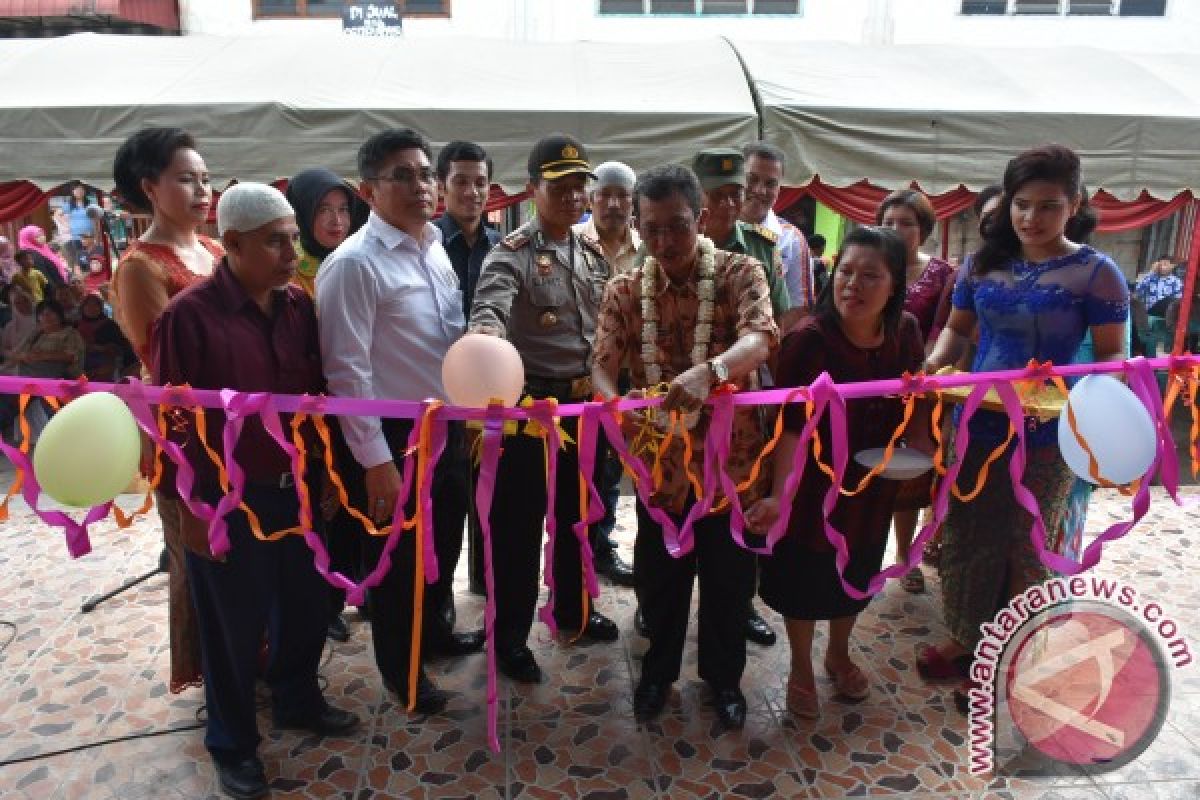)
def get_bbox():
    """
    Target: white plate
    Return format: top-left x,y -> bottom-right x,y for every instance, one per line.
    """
854,447 -> 933,481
